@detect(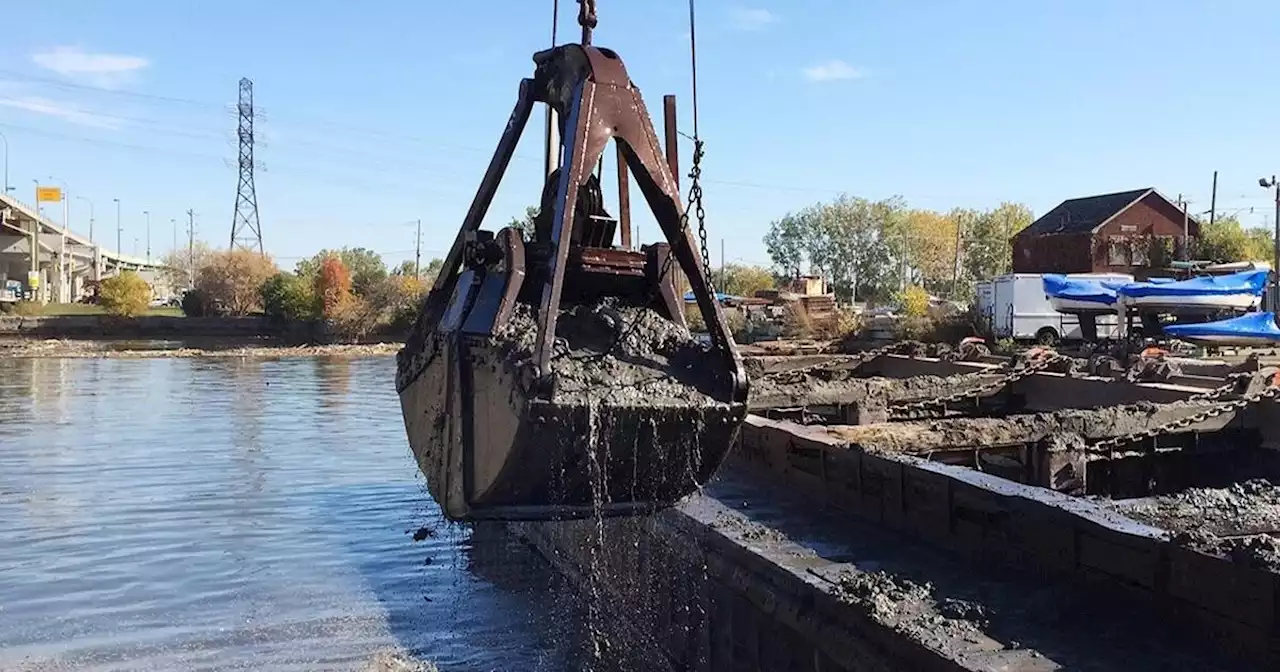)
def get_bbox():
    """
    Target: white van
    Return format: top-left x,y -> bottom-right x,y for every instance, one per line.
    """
977,273 -> 1133,344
